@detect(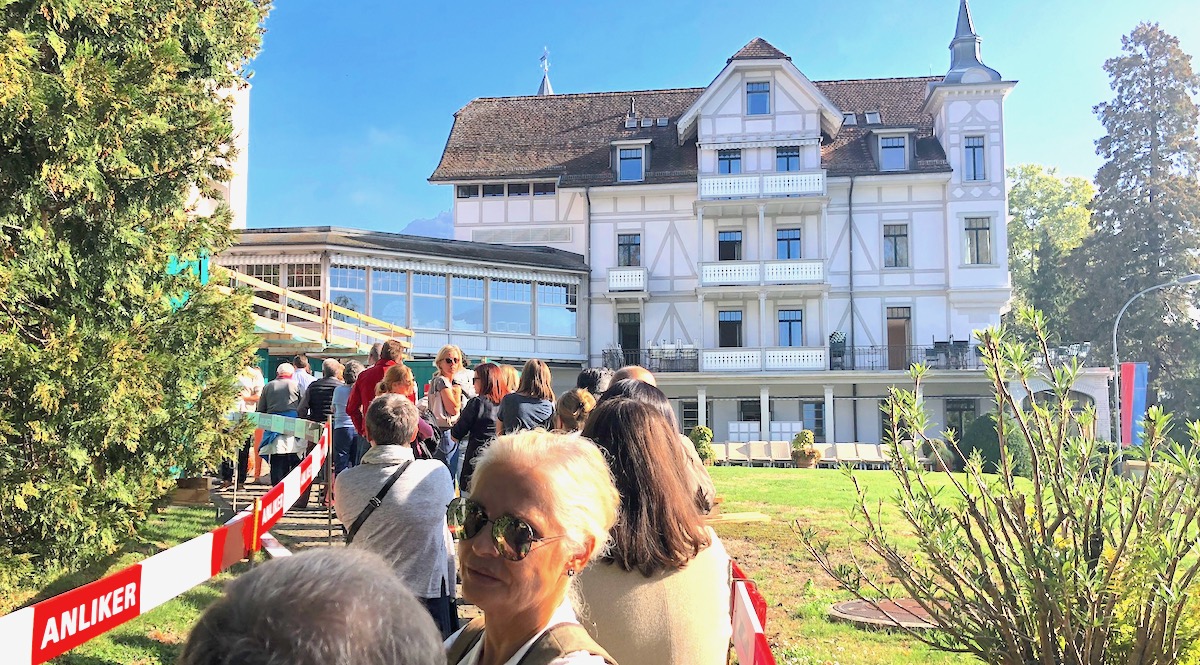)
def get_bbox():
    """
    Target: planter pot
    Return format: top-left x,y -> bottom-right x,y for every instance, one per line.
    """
791,451 -> 818,468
